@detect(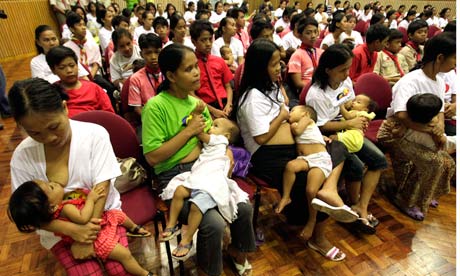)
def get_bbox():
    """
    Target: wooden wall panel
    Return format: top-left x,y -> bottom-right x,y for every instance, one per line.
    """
0,0 -> 59,61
